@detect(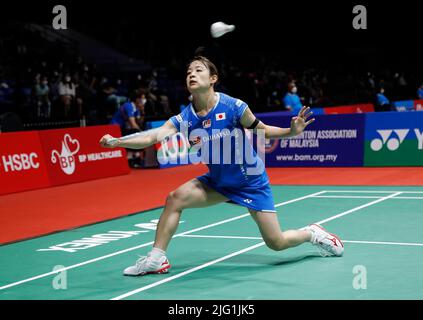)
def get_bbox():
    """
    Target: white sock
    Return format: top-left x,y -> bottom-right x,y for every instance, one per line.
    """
150,247 -> 166,259
308,230 -> 316,243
